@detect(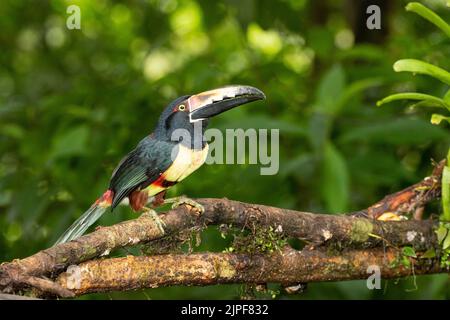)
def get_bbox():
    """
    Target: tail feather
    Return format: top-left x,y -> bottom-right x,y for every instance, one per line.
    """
54,204 -> 108,245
